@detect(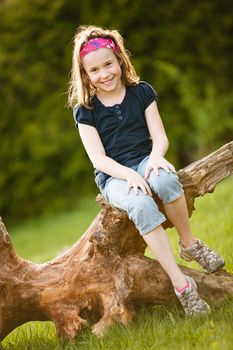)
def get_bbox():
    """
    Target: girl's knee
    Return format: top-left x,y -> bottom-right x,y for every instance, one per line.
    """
150,169 -> 183,203
126,193 -> 158,222
126,193 -> 154,212
126,192 -> 165,234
